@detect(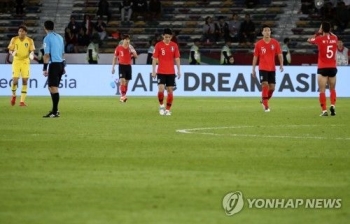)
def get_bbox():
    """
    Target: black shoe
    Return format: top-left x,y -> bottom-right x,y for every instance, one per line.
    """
330,106 -> 336,116
319,111 -> 328,117
43,111 -> 60,118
